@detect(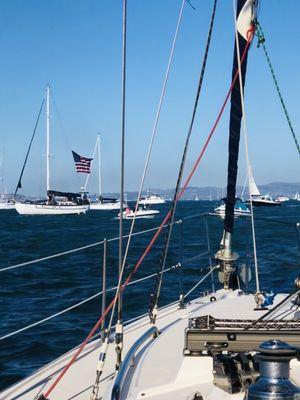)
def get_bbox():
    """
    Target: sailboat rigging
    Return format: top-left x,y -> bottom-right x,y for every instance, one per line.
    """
2,2 -> 300,400
15,85 -> 89,215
